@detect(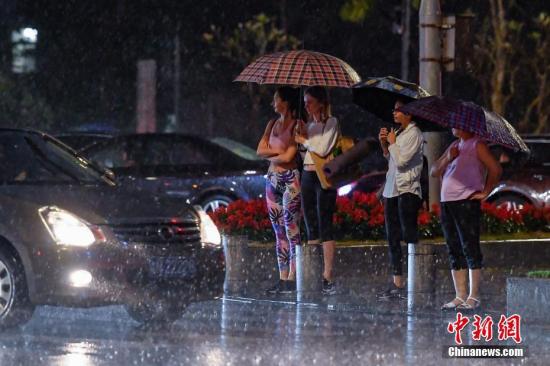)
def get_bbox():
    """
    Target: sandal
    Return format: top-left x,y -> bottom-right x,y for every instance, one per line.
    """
441,297 -> 466,311
456,296 -> 481,311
